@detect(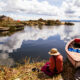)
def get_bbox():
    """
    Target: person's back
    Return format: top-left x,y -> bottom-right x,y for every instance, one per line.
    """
49,54 -> 63,73
41,48 -> 63,76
